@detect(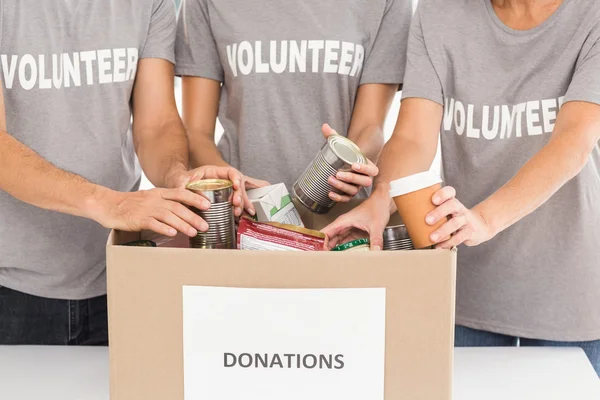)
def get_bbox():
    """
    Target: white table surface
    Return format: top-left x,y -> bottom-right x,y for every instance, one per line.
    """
0,346 -> 598,400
